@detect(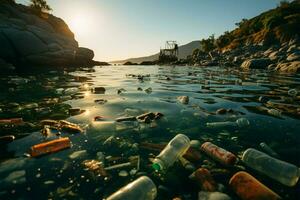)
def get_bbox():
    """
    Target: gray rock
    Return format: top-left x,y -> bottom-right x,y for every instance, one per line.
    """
275,61 -> 300,73
268,51 -> 279,61
287,44 -> 297,53
287,52 -> 300,62
241,58 -> 272,69
0,1 -> 96,68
